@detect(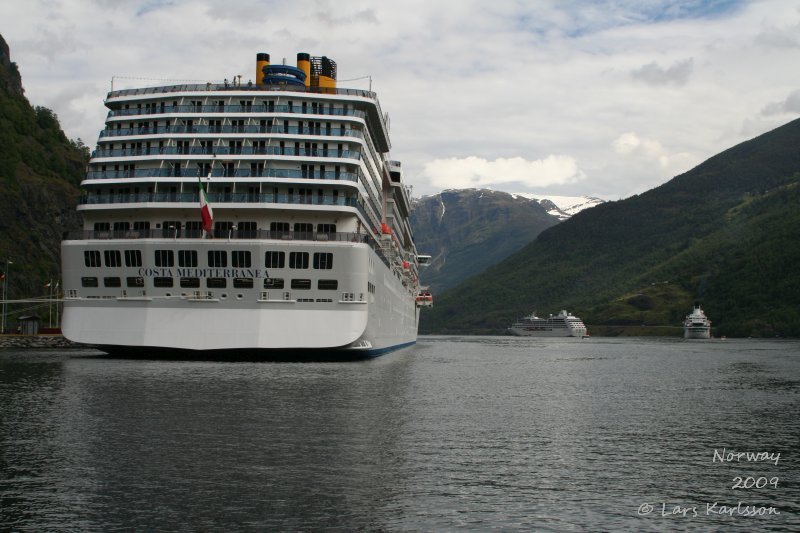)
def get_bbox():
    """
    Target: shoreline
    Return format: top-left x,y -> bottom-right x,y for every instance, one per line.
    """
0,334 -> 84,349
